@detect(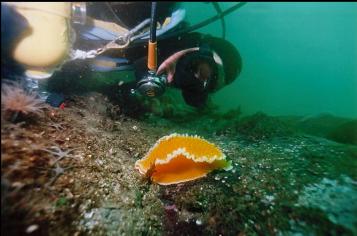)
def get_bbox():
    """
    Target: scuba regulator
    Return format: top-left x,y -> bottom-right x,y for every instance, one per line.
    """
136,2 -> 168,97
